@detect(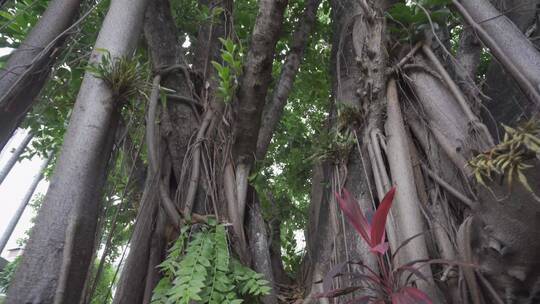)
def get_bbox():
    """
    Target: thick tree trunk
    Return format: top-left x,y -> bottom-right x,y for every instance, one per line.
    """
303,0 -> 392,298
482,0 -> 540,136
5,0 -> 150,302
114,0 -> 202,301
0,131 -> 33,185
0,0 -> 82,152
226,0 -> 288,268
455,0 -> 540,106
